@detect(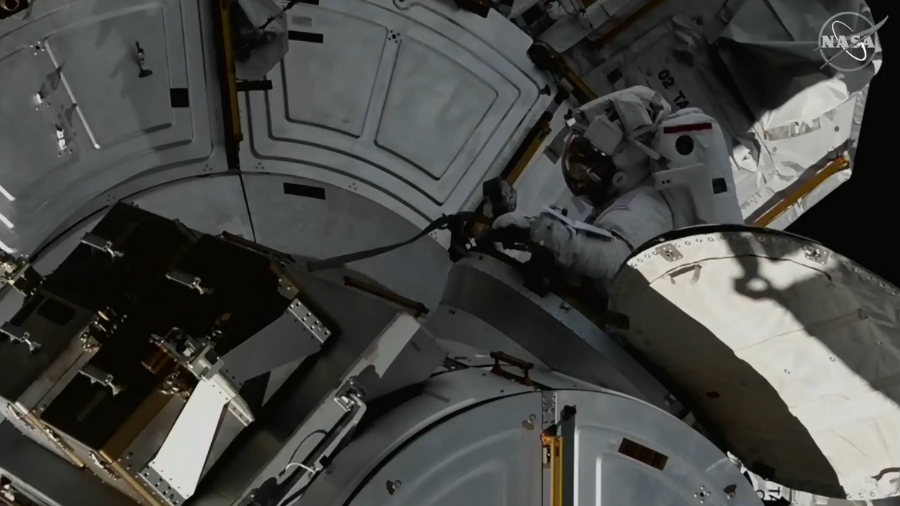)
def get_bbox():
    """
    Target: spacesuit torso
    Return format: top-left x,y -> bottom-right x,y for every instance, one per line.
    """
593,185 -> 686,249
